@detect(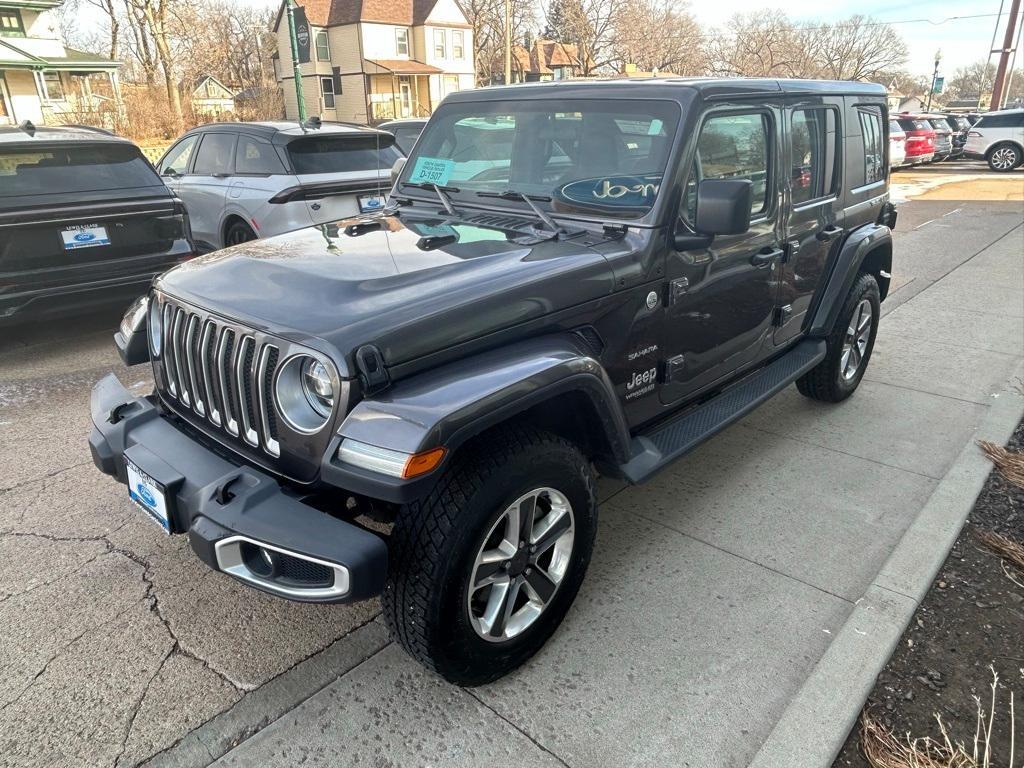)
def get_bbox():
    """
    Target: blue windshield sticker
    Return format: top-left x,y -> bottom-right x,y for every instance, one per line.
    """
647,119 -> 663,136
408,157 -> 455,186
